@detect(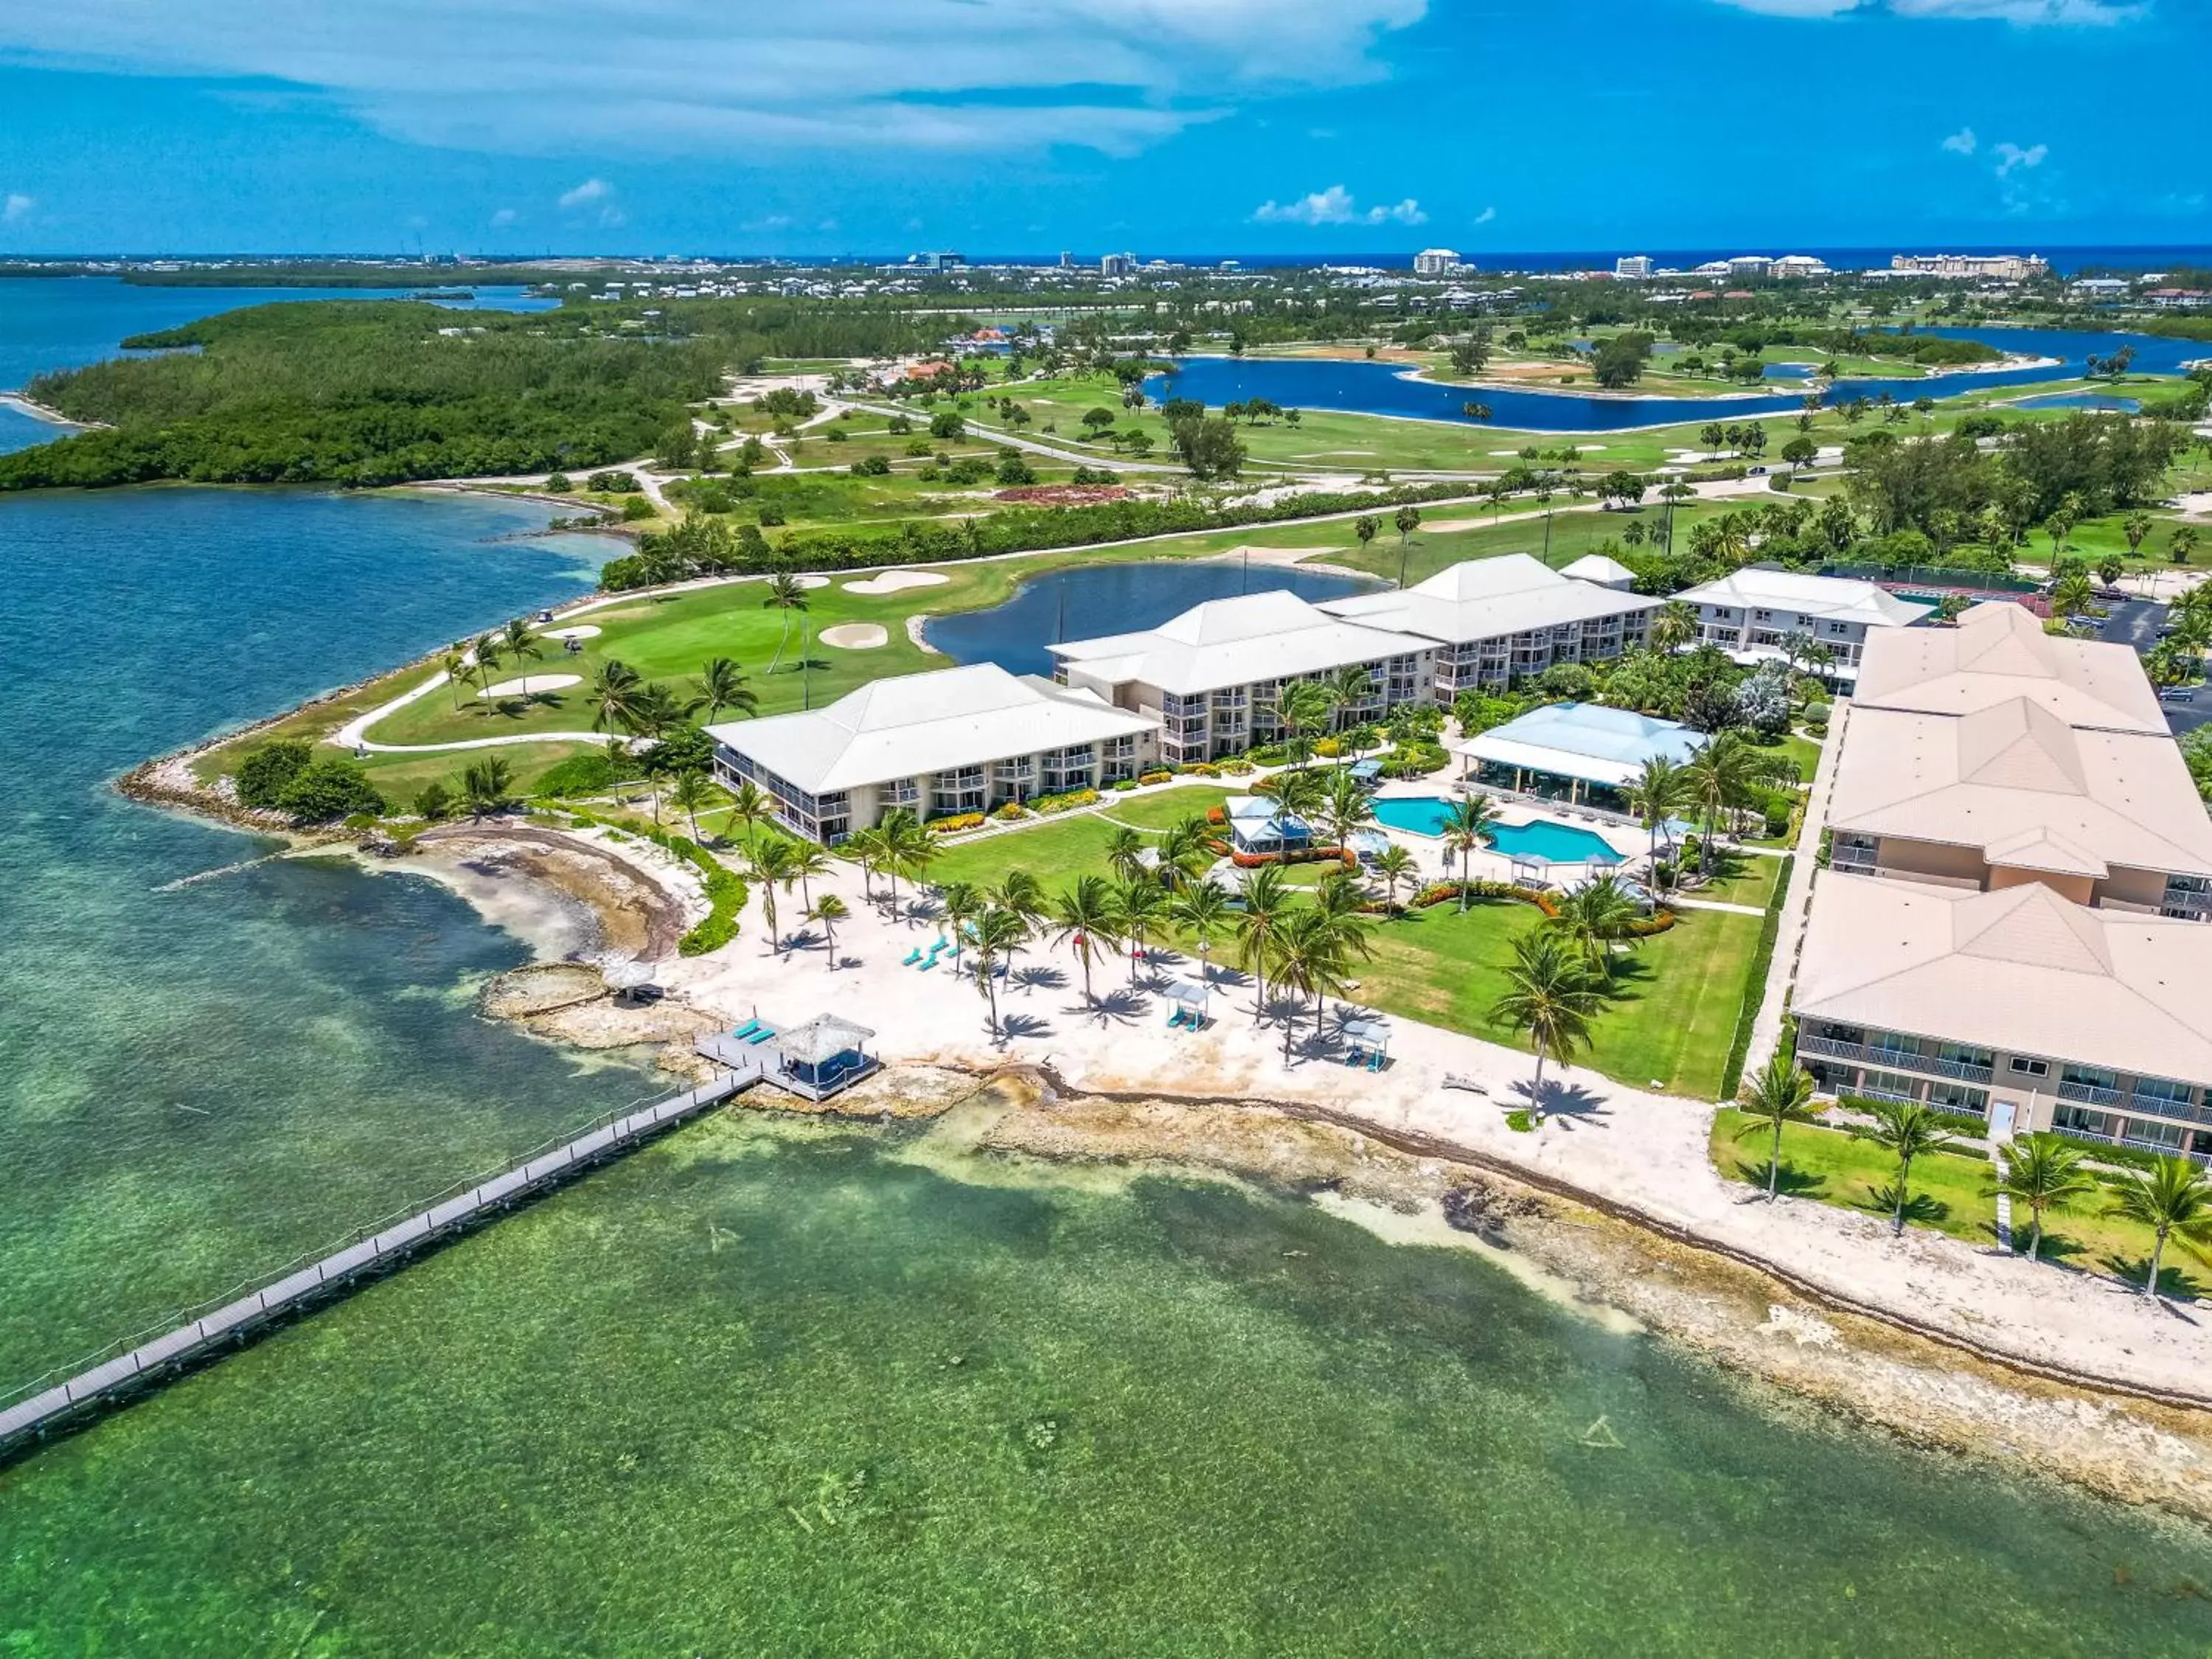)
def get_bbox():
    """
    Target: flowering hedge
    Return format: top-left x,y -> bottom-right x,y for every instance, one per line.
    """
1032,787 -> 1099,815
1405,879 -> 1678,933
1137,769 -> 1173,786
1230,845 -> 1357,871
928,811 -> 987,834
1206,806 -> 1227,826
992,802 -> 1028,822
